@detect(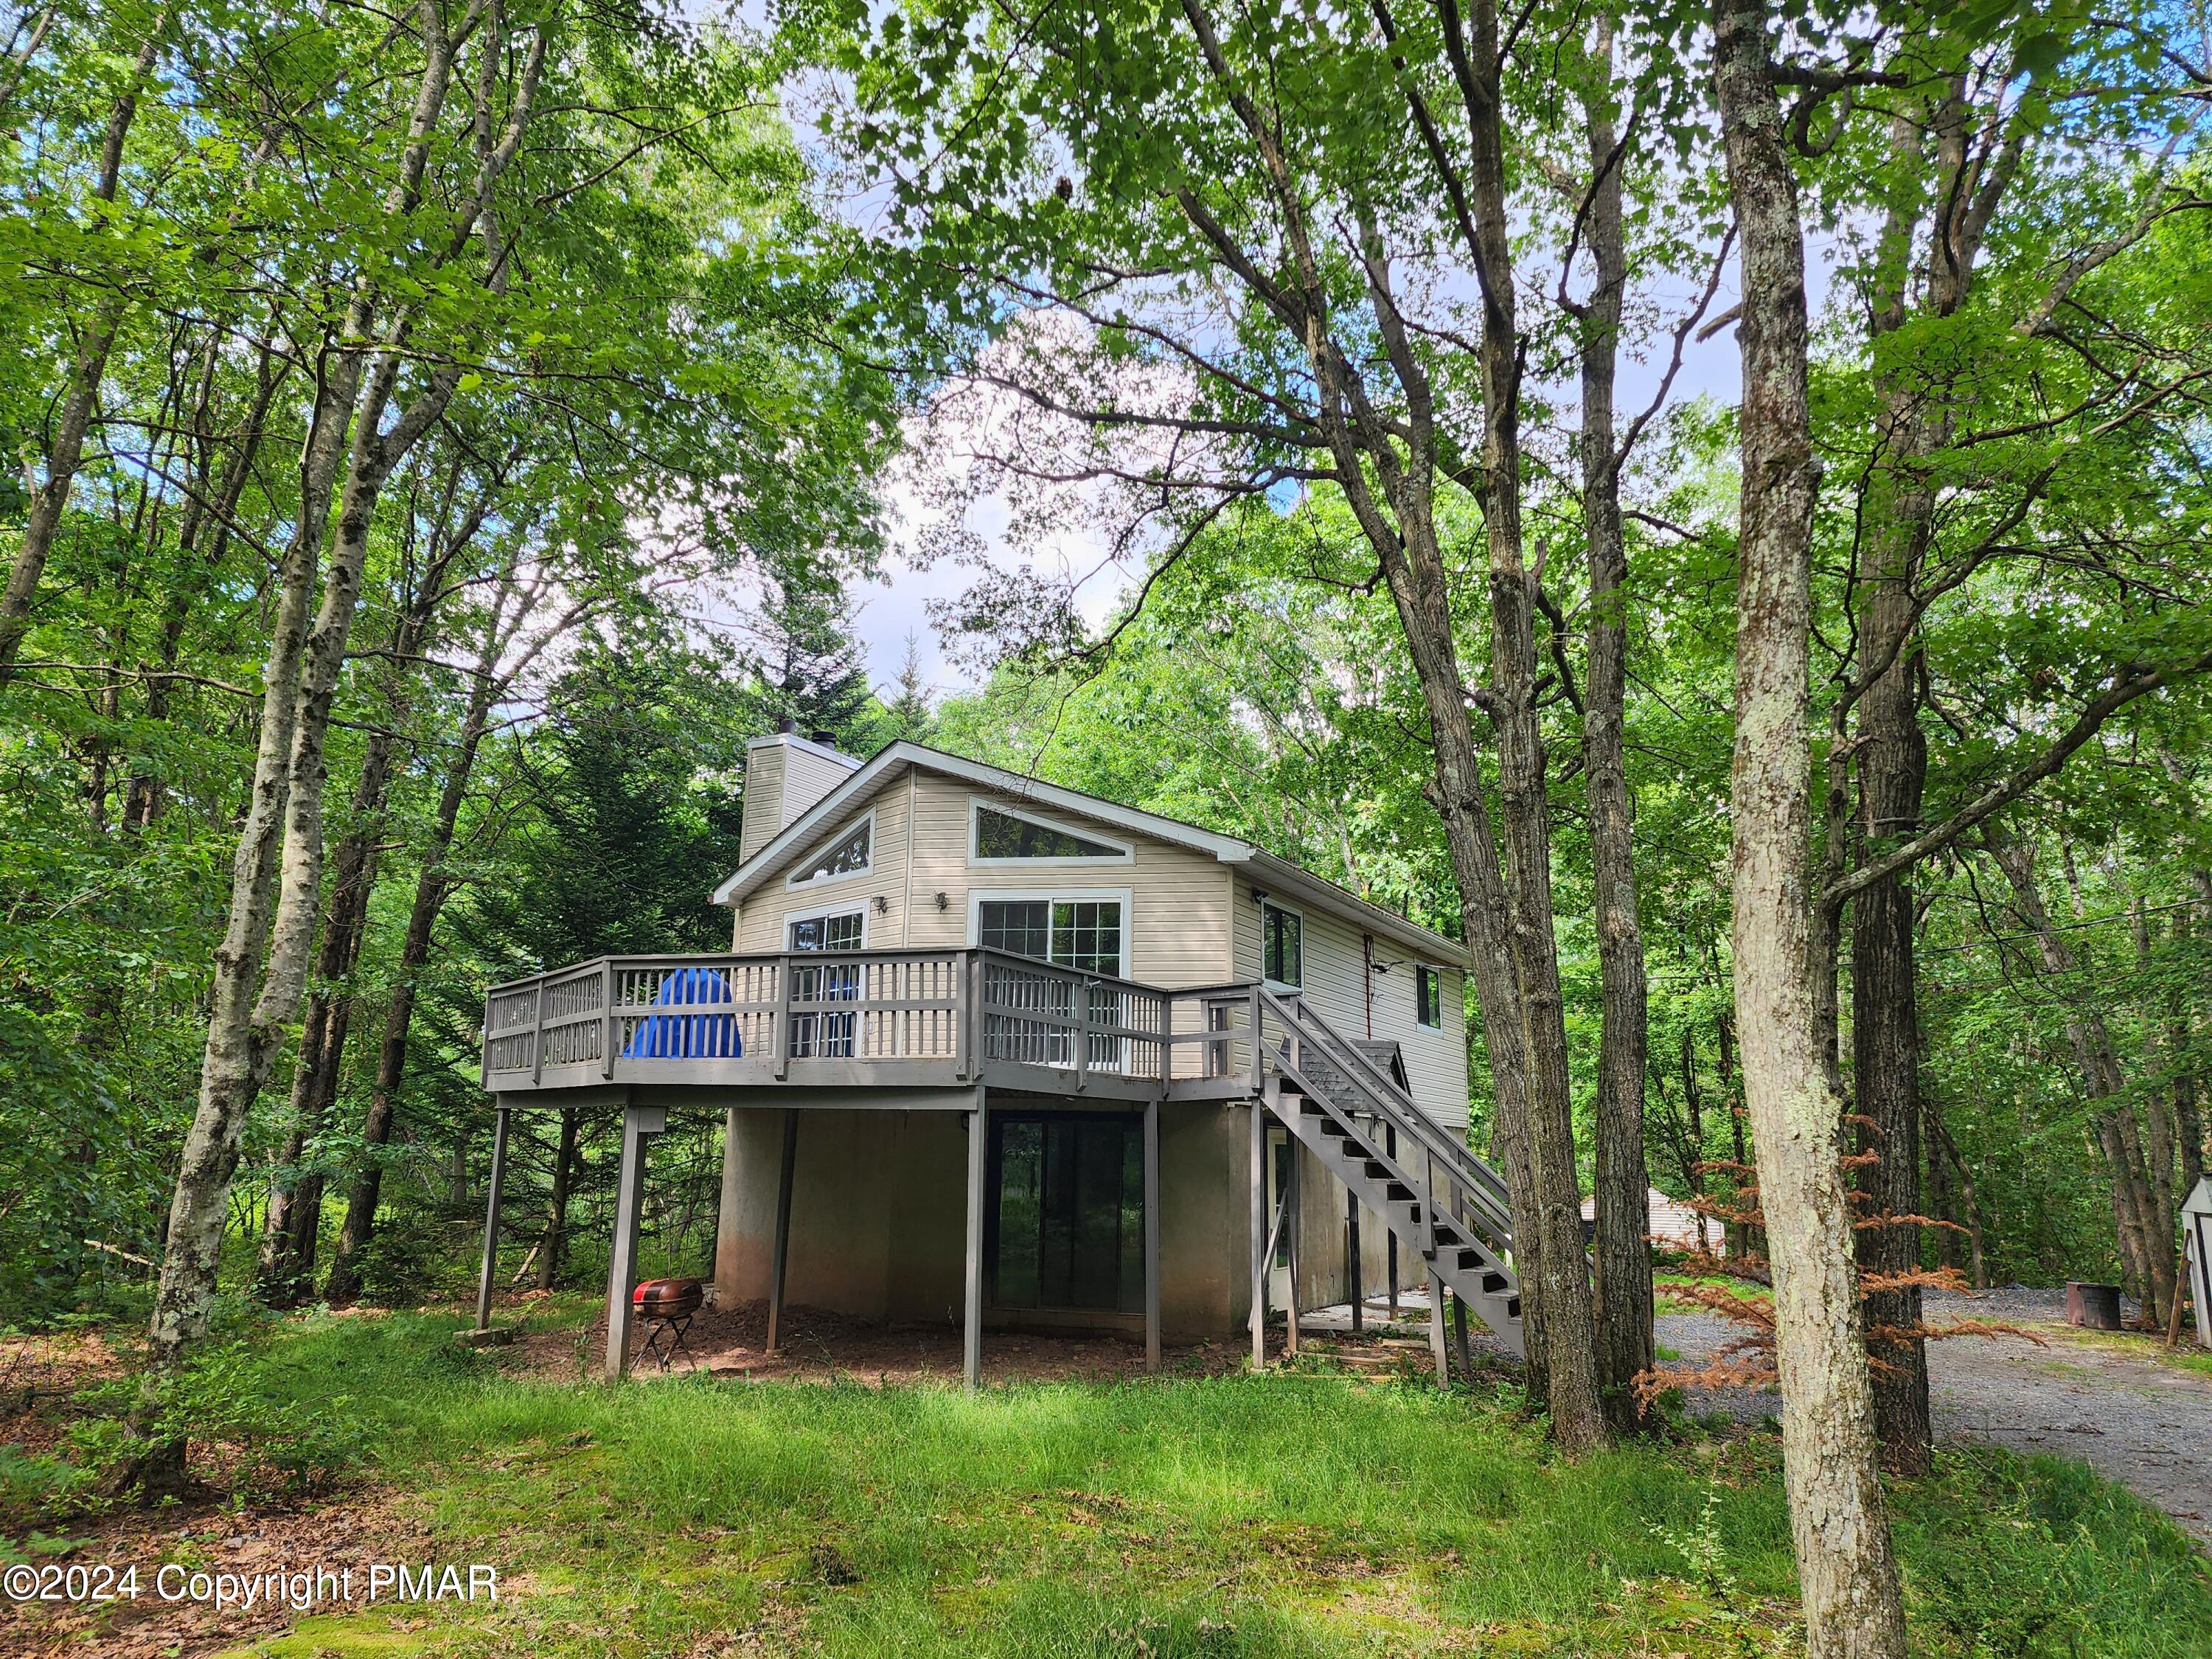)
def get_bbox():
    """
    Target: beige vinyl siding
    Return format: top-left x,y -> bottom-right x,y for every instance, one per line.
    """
733,771 -> 1237,998
1232,876 -> 1470,1132
781,744 -> 860,828
737,741 -> 785,863
734,773 -> 911,951
738,736 -> 862,866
